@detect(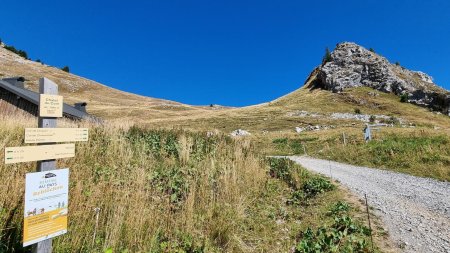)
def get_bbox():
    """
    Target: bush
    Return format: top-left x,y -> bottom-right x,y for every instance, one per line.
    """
4,45 -> 28,59
294,202 -> 371,253
61,66 -> 70,73
369,115 -> 376,123
395,61 -> 400,66
369,48 -> 375,53
354,108 -> 361,114
302,177 -> 335,198
400,93 -> 408,103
